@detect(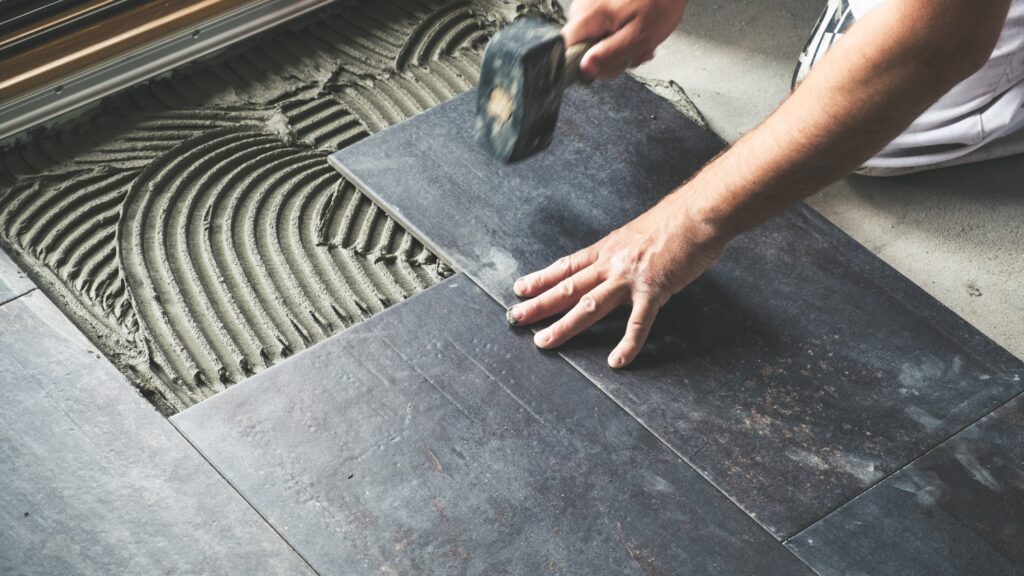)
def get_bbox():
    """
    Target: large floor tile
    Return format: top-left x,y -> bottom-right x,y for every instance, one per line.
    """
172,275 -> 814,575
332,76 -> 724,303
0,291 -> 314,576
328,77 -> 1024,537
787,393 -> 1024,575
0,246 -> 33,306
